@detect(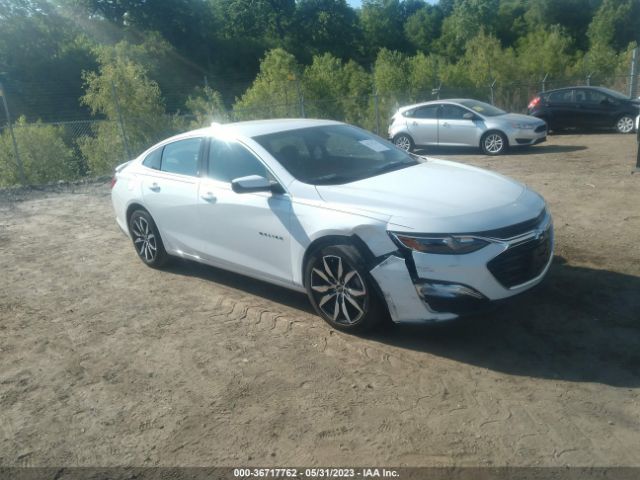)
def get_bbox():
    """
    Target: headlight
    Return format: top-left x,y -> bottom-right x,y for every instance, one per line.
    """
390,233 -> 489,255
511,122 -> 535,130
